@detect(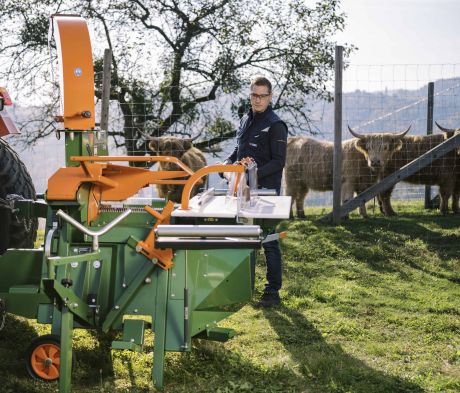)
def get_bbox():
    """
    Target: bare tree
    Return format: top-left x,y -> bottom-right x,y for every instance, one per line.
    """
0,0 -> 354,155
